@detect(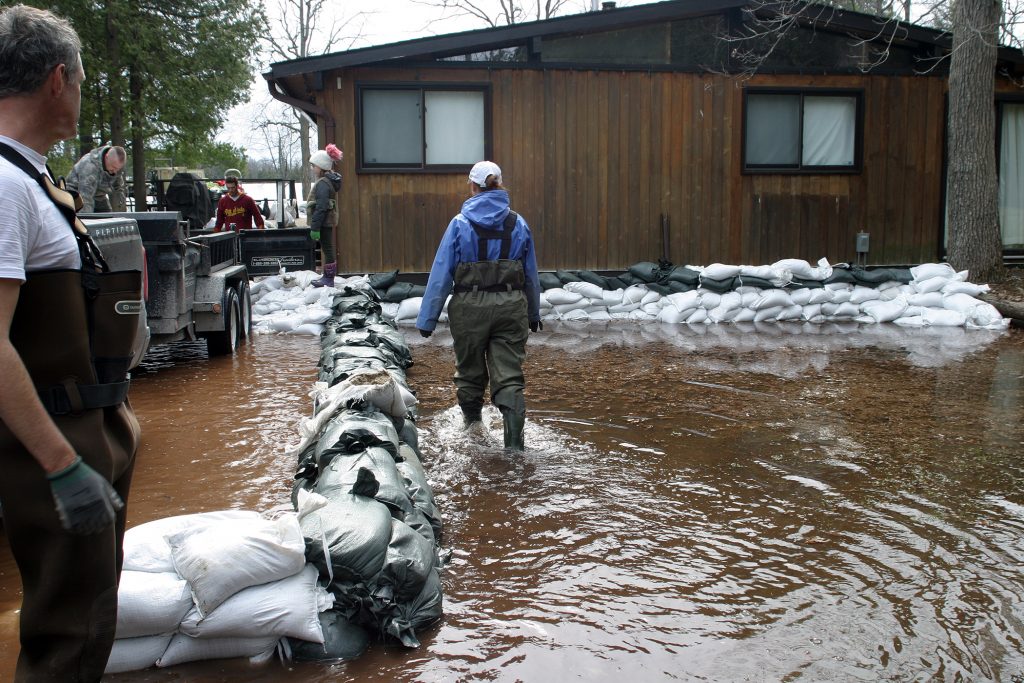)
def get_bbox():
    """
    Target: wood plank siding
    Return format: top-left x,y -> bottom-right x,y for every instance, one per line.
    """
307,66 -> 950,273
